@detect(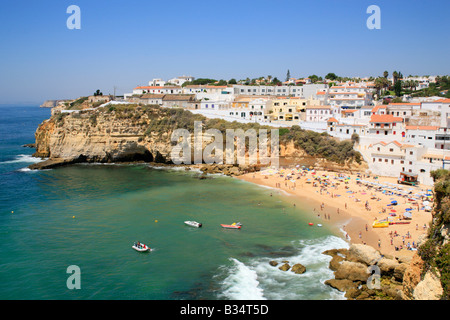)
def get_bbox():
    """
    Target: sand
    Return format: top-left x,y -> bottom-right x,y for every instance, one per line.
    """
237,167 -> 433,258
